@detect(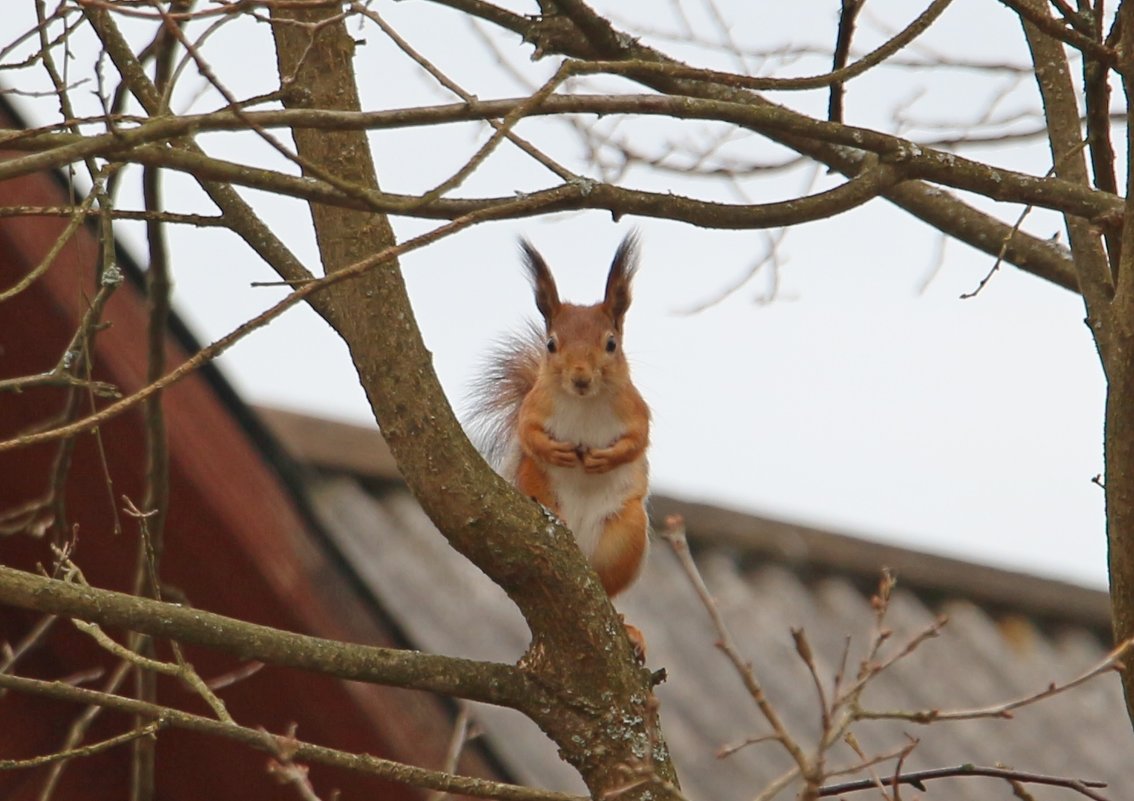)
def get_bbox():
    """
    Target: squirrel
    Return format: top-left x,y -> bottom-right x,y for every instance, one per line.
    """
470,233 -> 651,655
